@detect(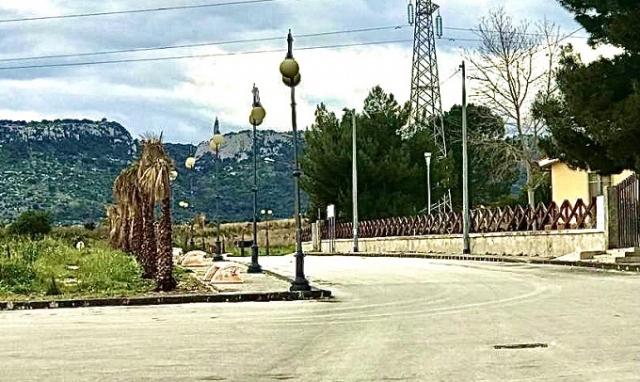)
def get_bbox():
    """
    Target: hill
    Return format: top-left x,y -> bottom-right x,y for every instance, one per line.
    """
0,119 -> 306,225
